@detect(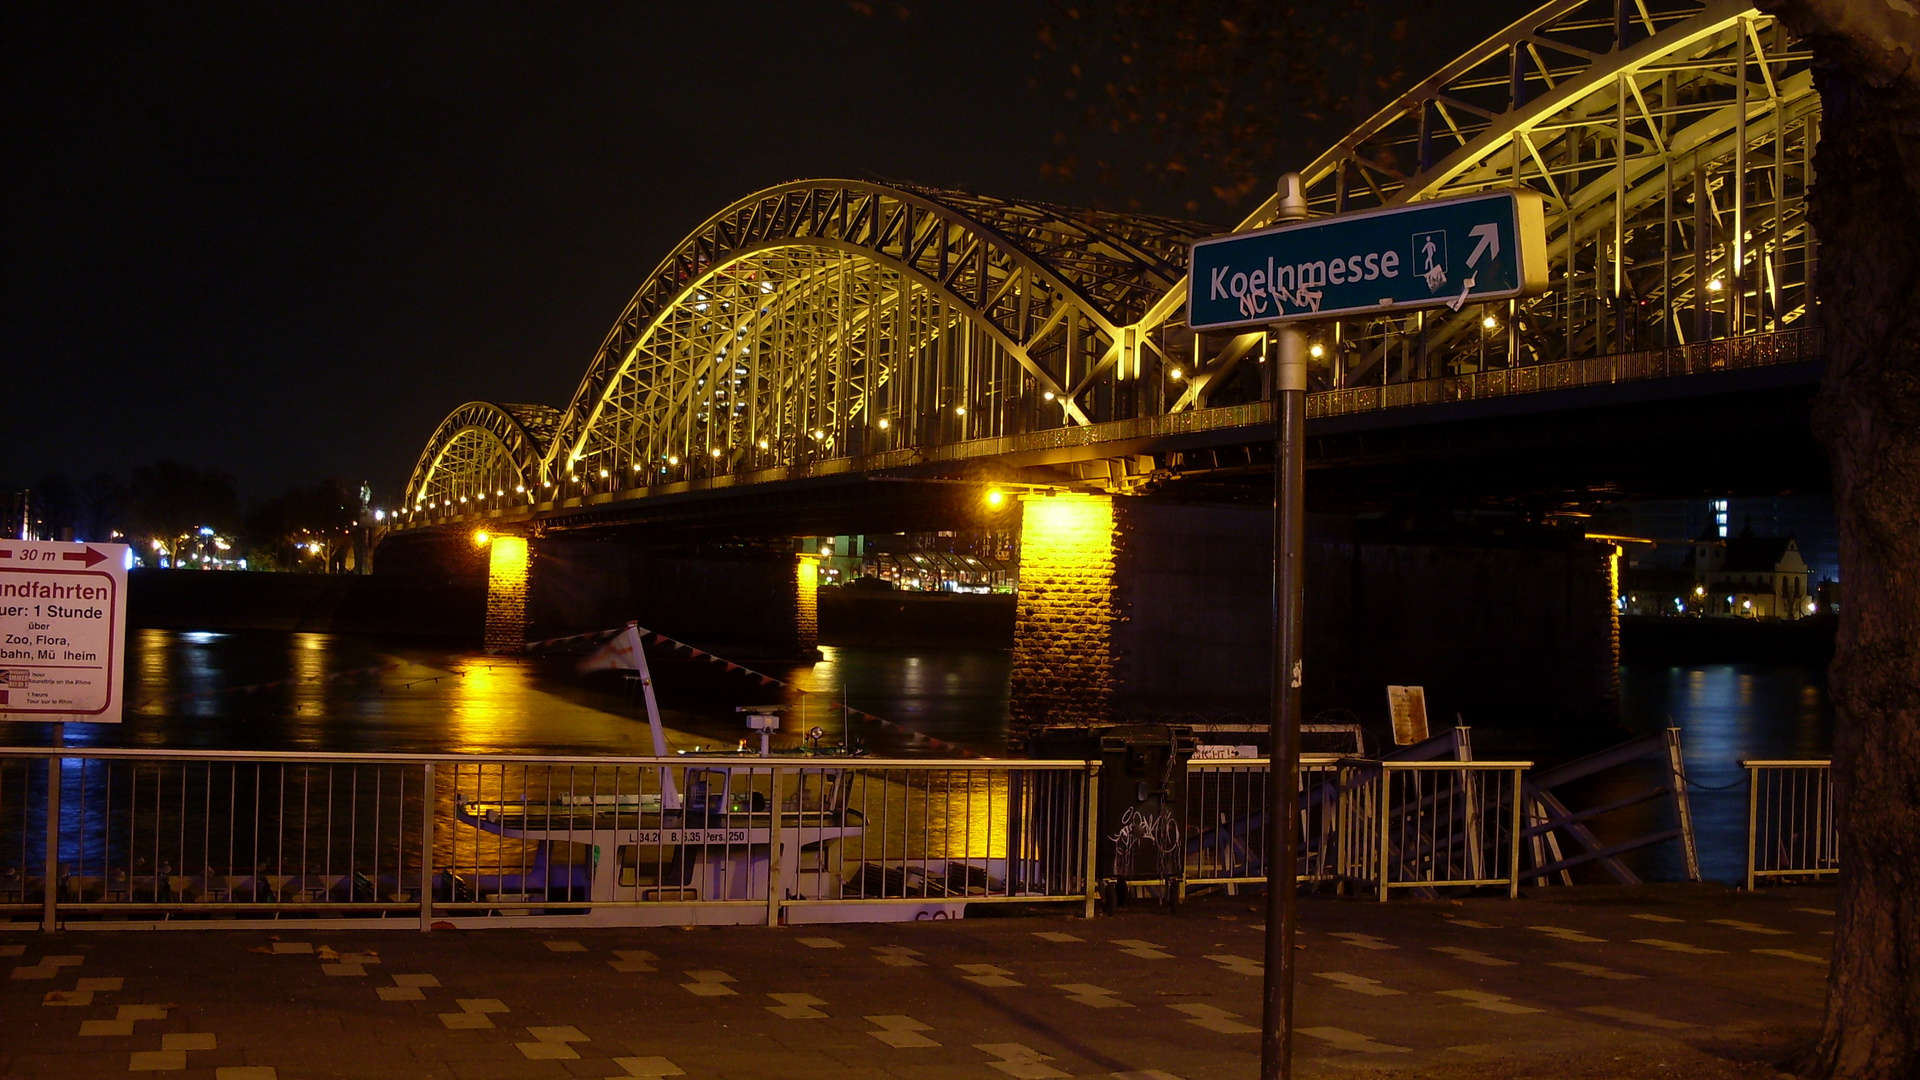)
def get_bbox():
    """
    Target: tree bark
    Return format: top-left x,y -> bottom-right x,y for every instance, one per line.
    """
1755,4 -> 1920,1078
